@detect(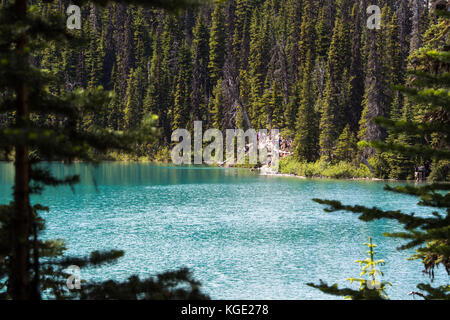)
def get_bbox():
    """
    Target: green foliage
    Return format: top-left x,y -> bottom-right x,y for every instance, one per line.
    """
308,237 -> 391,300
211,79 -> 224,130
294,50 -> 319,162
208,3 -> 225,87
319,2 -> 352,160
0,0 -> 438,181
153,146 -> 172,163
367,154 -> 391,179
312,8 -> 449,300
279,156 -> 372,179
279,156 -> 302,175
0,0 -> 209,300
78,268 -> 208,299
429,160 -> 450,182
1,202 -> 203,300
173,42 -> 192,130
1,0 -> 448,300
334,125 -> 358,163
